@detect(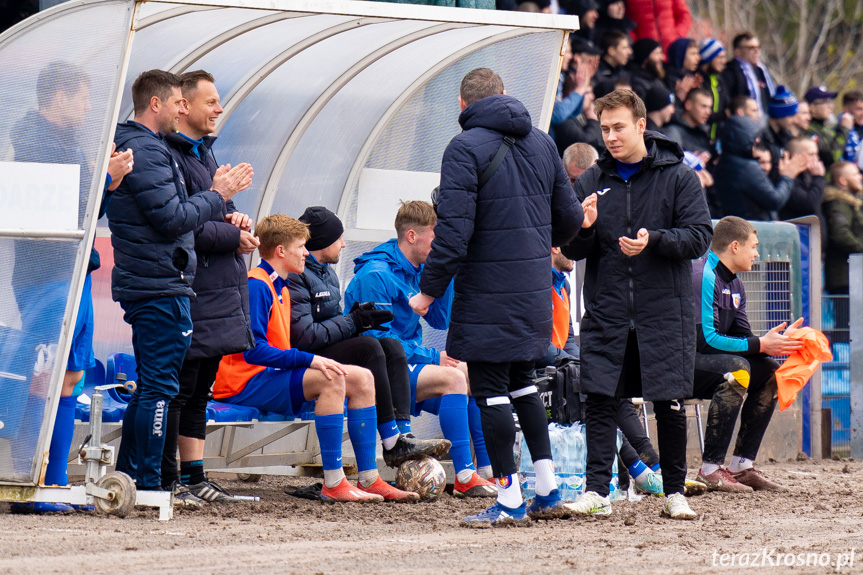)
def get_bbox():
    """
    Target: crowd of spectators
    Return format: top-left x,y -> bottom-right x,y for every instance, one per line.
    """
525,0 -> 863,298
